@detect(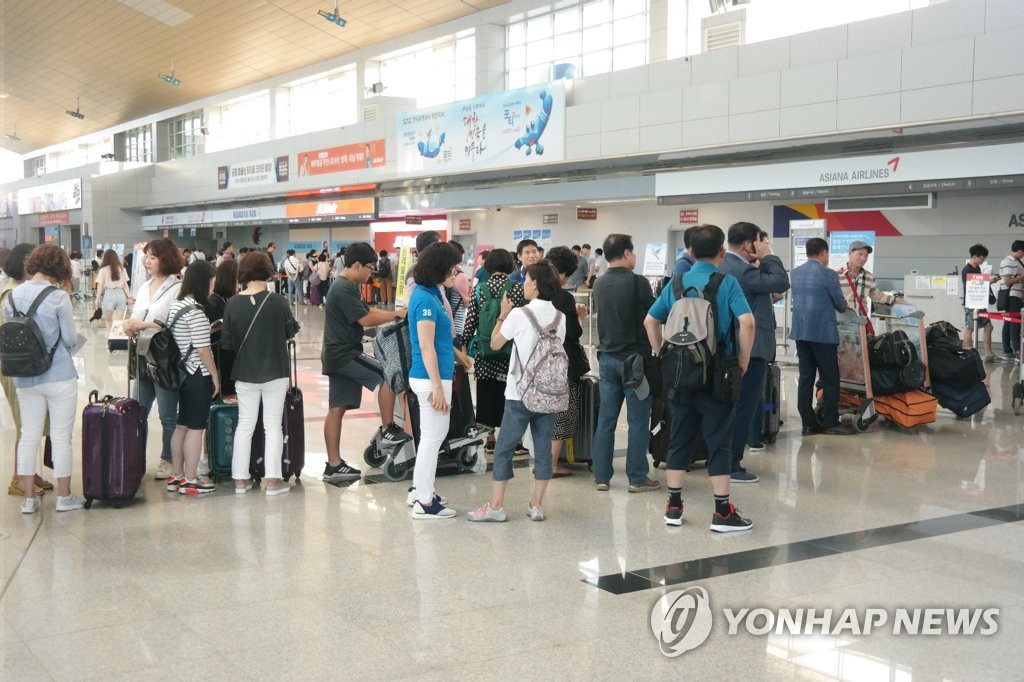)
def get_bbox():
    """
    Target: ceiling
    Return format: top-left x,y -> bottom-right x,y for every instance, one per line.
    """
0,0 -> 505,153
